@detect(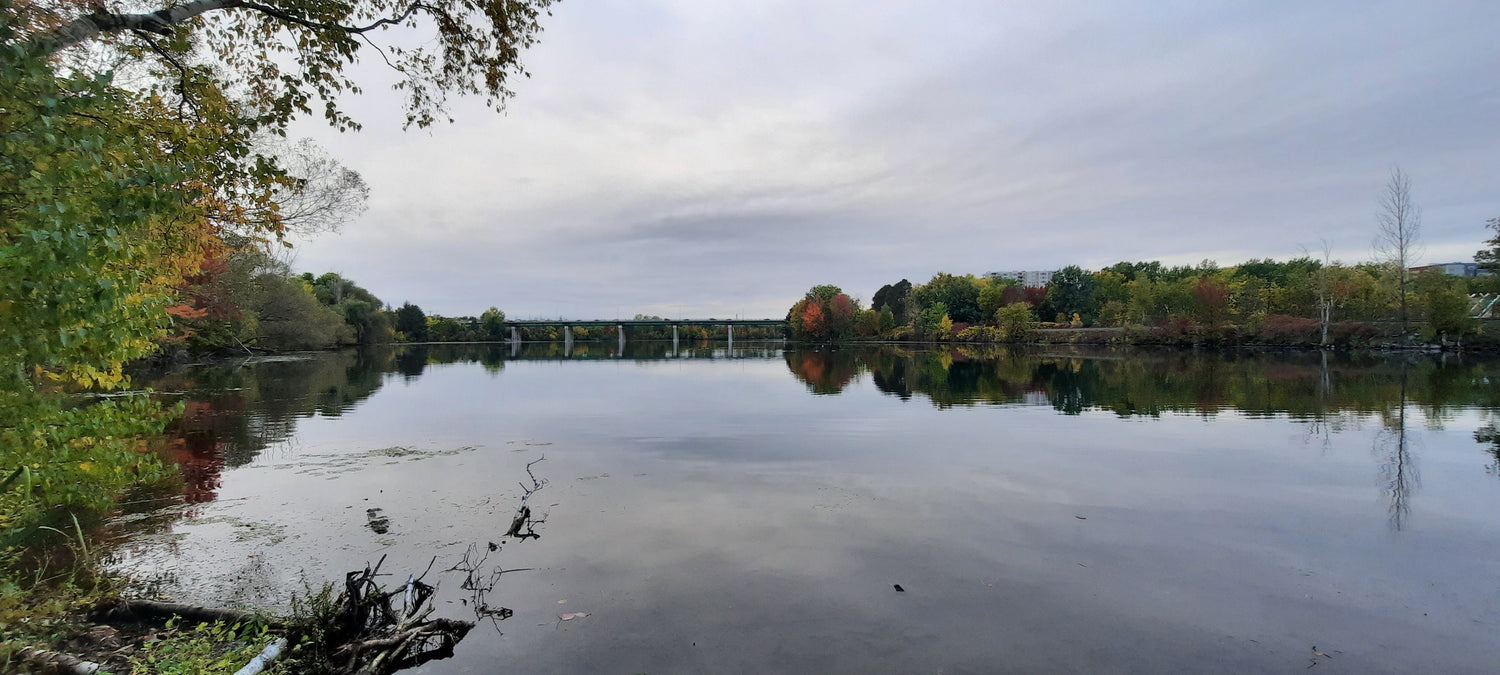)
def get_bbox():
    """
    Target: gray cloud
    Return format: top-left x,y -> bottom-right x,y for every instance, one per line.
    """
289,0 -> 1500,317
